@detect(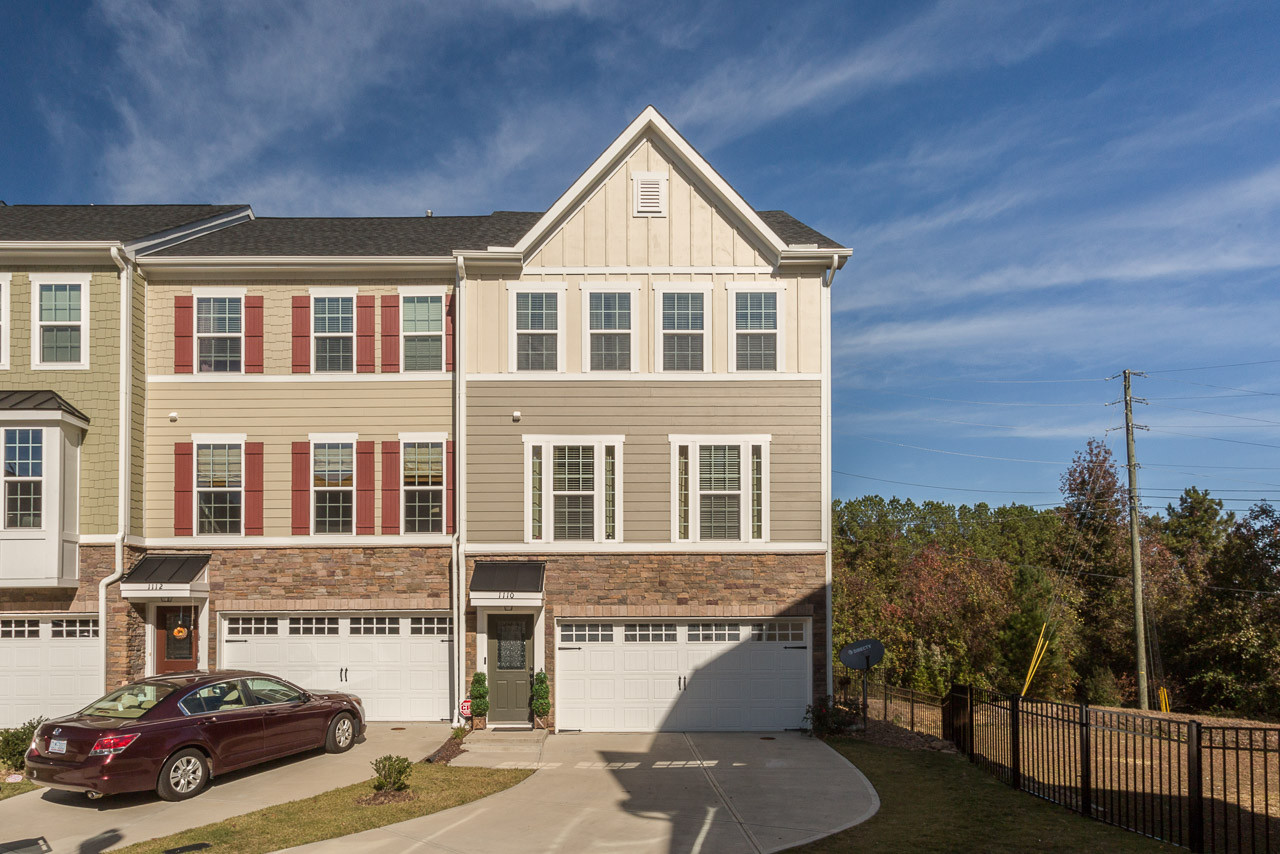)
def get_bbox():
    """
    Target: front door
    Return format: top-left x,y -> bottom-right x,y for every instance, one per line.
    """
156,605 -> 199,674
487,615 -> 533,723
